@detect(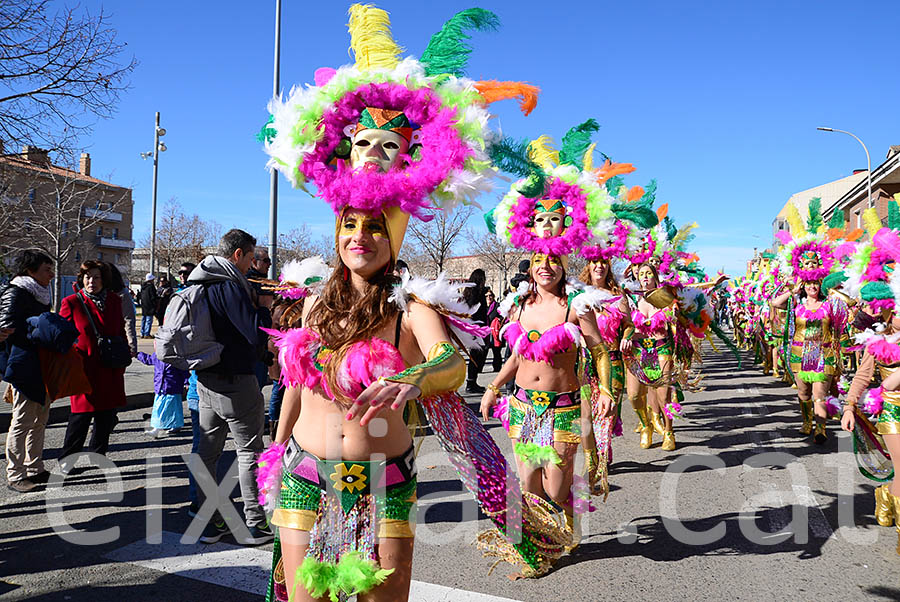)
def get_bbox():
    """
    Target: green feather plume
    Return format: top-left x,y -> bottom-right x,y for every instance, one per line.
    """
605,175 -> 624,195
664,216 -> 678,241
488,137 -> 547,197
558,119 -> 600,168
484,208 -> 497,234
640,179 -> 658,207
256,115 -> 276,143
889,200 -> 900,231
806,197 -> 824,233
611,203 -> 659,228
827,209 -> 845,230
421,9 -> 500,77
